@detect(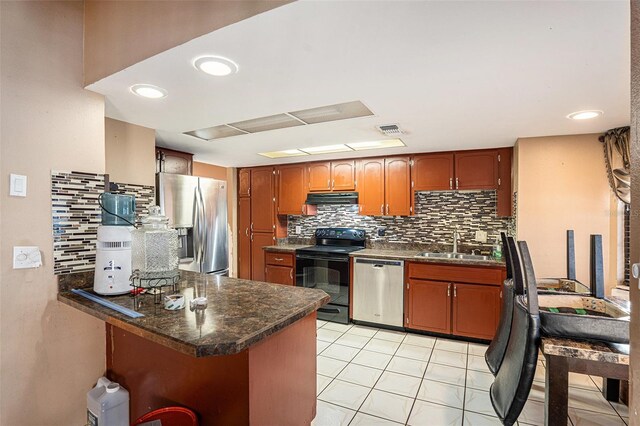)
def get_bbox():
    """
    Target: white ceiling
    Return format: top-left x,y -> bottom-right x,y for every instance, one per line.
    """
88,0 -> 630,168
